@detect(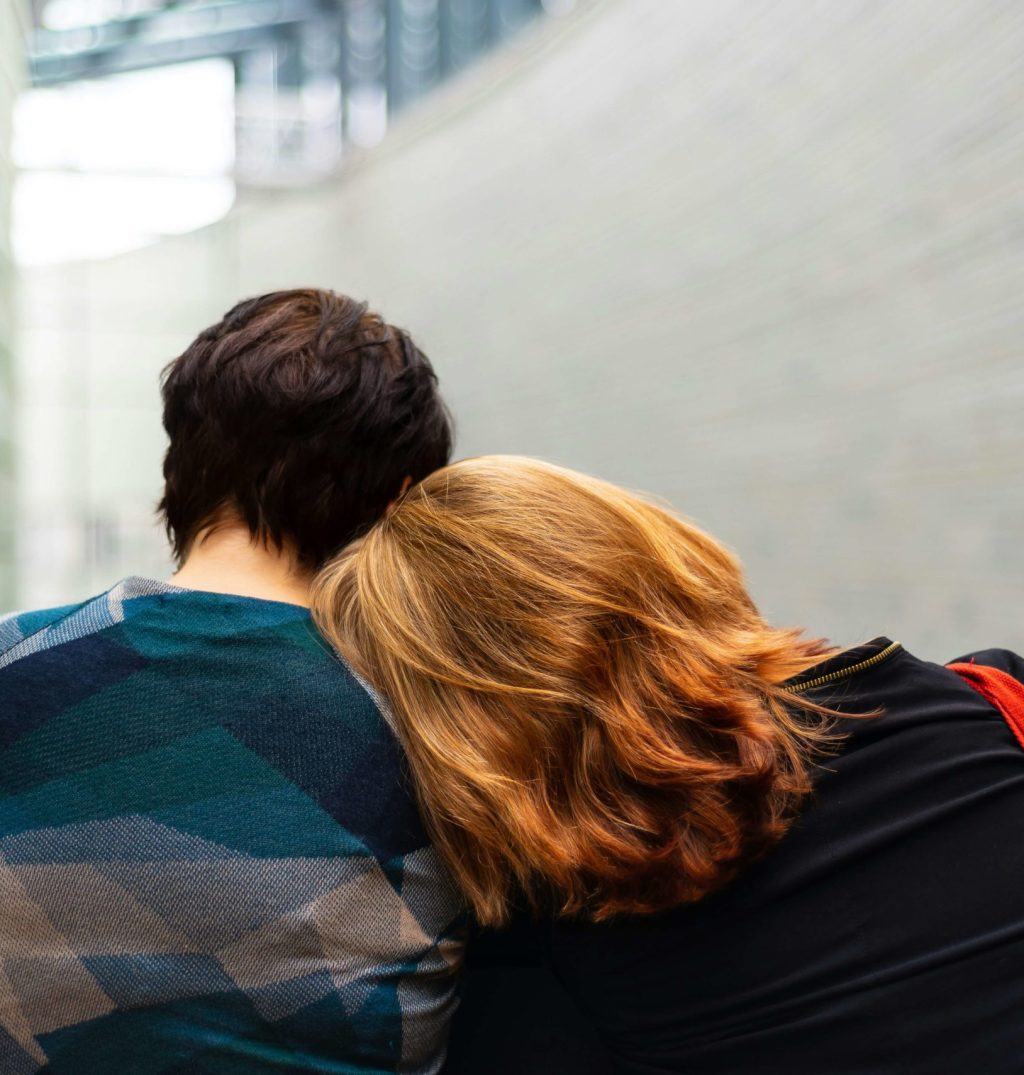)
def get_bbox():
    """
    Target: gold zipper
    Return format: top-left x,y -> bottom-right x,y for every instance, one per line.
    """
785,640 -> 903,694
